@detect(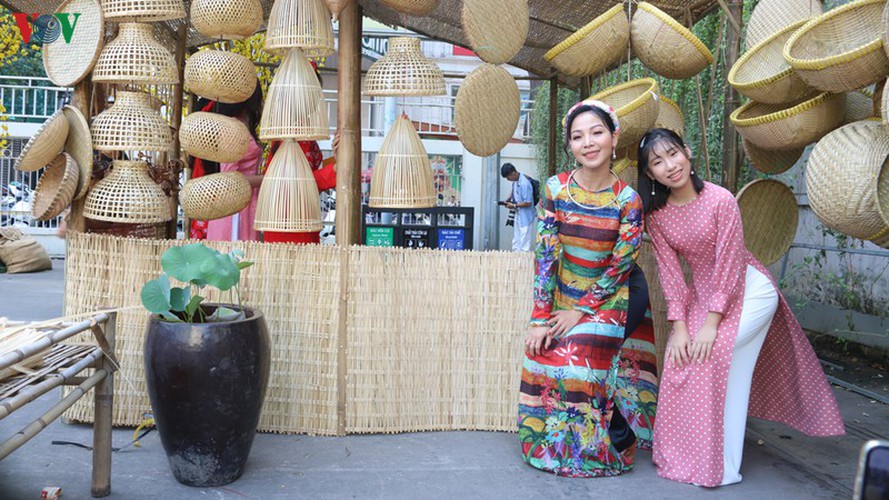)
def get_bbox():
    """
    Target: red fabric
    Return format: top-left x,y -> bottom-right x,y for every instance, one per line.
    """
264,140 -> 324,171
313,160 -> 336,191
264,231 -> 320,244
